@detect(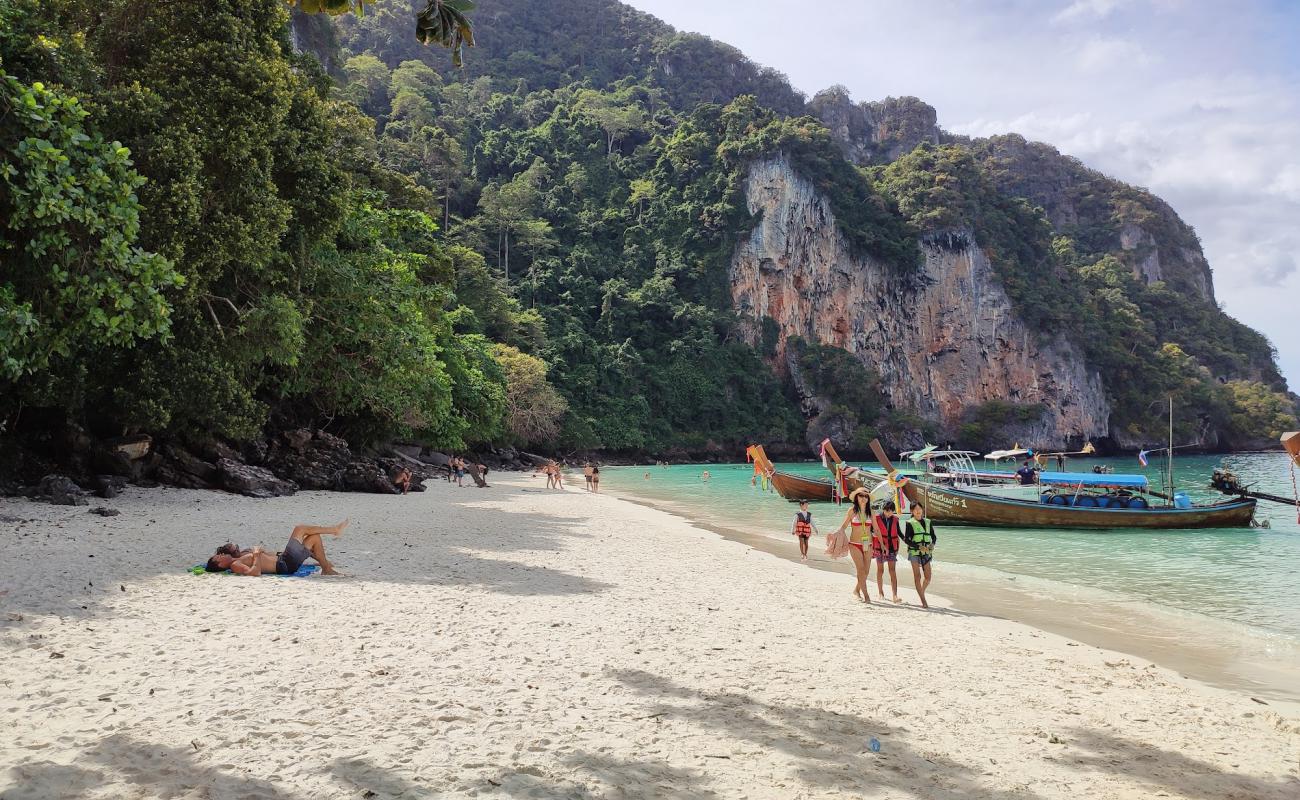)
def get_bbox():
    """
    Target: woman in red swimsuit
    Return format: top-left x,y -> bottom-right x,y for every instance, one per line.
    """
833,488 -> 874,603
